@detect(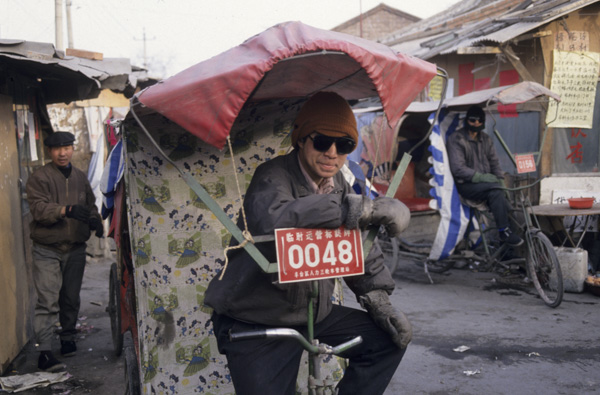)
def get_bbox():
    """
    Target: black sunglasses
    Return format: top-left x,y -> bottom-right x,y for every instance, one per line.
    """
467,116 -> 484,123
307,134 -> 356,155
